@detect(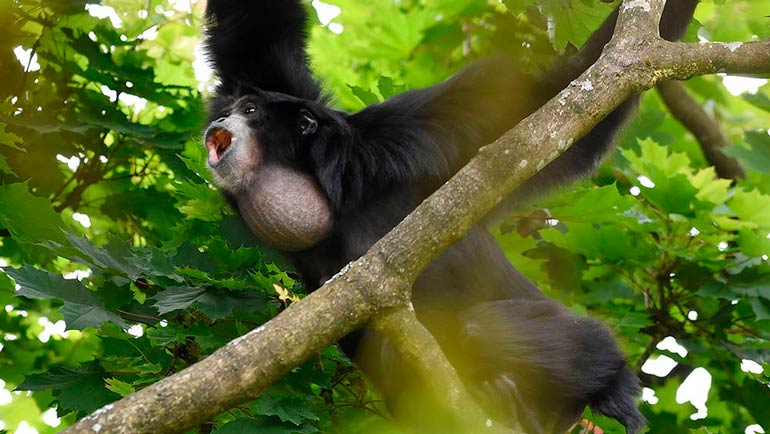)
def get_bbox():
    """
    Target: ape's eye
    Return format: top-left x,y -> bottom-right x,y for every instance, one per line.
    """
298,109 -> 318,136
244,103 -> 257,114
